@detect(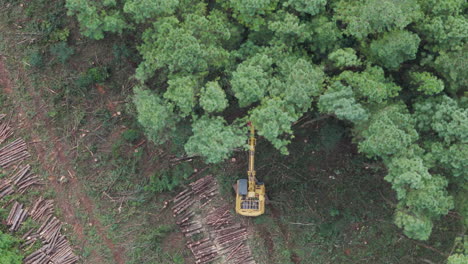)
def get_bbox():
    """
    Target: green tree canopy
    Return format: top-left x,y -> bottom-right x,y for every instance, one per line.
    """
68,0 -> 468,242
0,231 -> 23,264
185,116 -> 245,163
